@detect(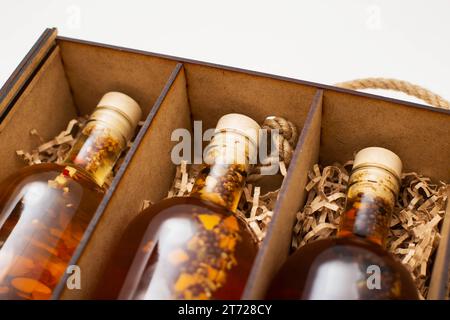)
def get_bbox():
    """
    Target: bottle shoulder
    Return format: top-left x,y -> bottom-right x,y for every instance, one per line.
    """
142,196 -> 235,211
291,237 -> 401,266
126,196 -> 256,247
138,196 -> 246,224
282,237 -> 419,291
3,163 -> 65,178
0,163 -> 102,194
0,163 -> 104,218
